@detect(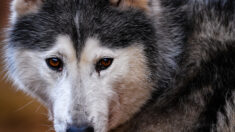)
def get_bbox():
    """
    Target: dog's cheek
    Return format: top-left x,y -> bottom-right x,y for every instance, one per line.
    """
107,45 -> 153,130
6,49 -> 52,106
